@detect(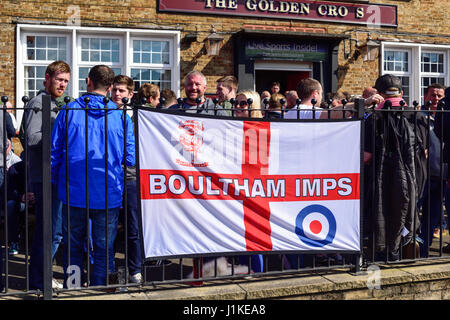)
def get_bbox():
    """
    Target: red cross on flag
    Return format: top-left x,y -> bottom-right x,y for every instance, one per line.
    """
138,110 -> 361,259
